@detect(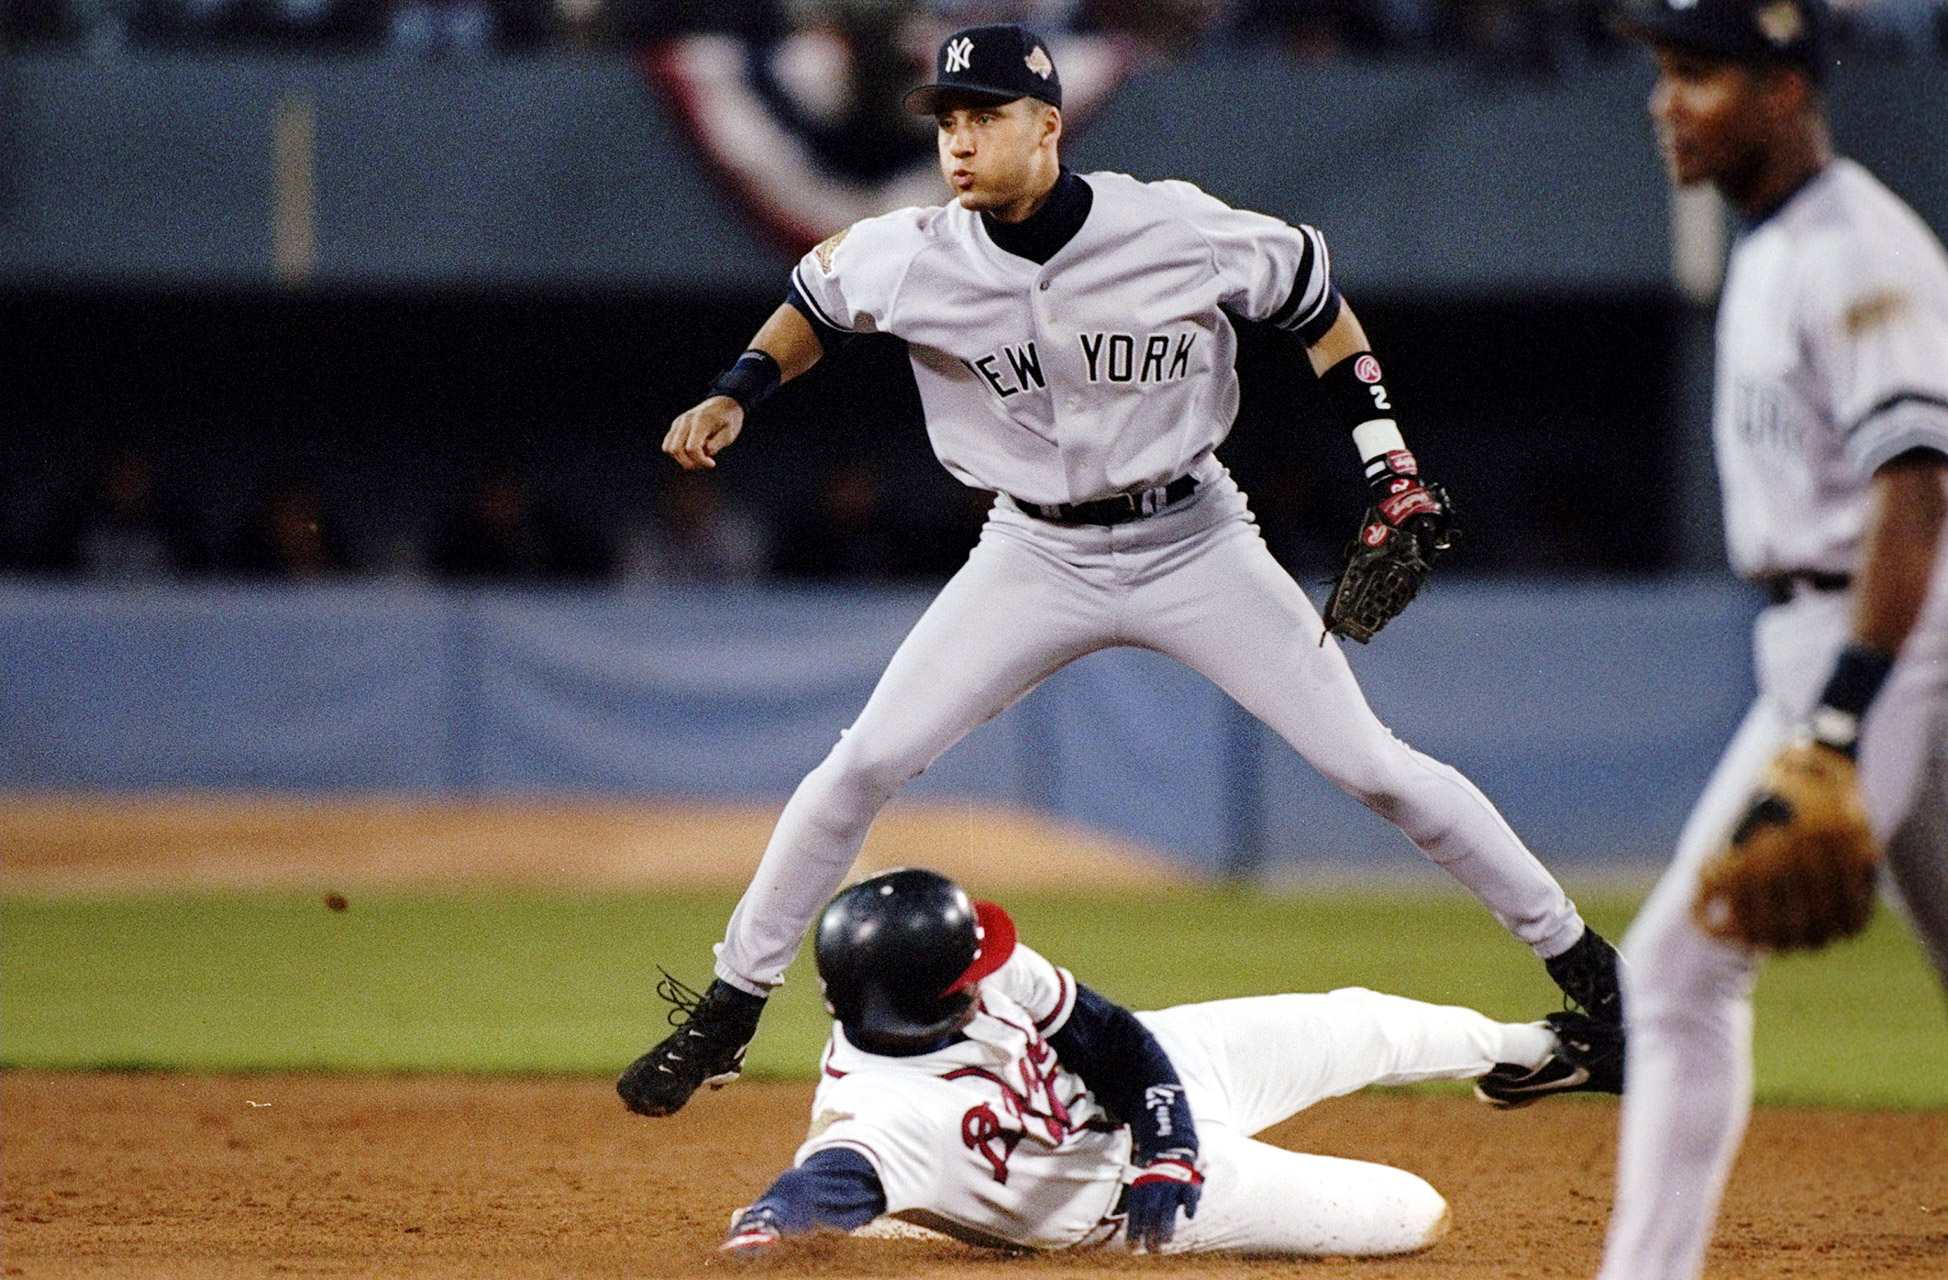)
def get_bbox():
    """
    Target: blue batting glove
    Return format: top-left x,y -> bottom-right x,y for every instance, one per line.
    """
720,1206 -> 782,1259
1123,1152 -> 1202,1253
